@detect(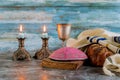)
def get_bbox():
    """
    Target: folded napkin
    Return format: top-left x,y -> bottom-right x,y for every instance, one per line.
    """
103,54 -> 120,76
